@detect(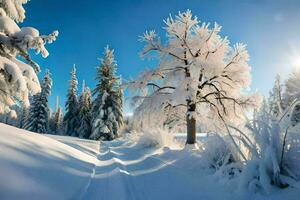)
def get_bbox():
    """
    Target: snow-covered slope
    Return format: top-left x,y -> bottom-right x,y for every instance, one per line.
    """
0,123 -> 299,200
0,123 -> 97,200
